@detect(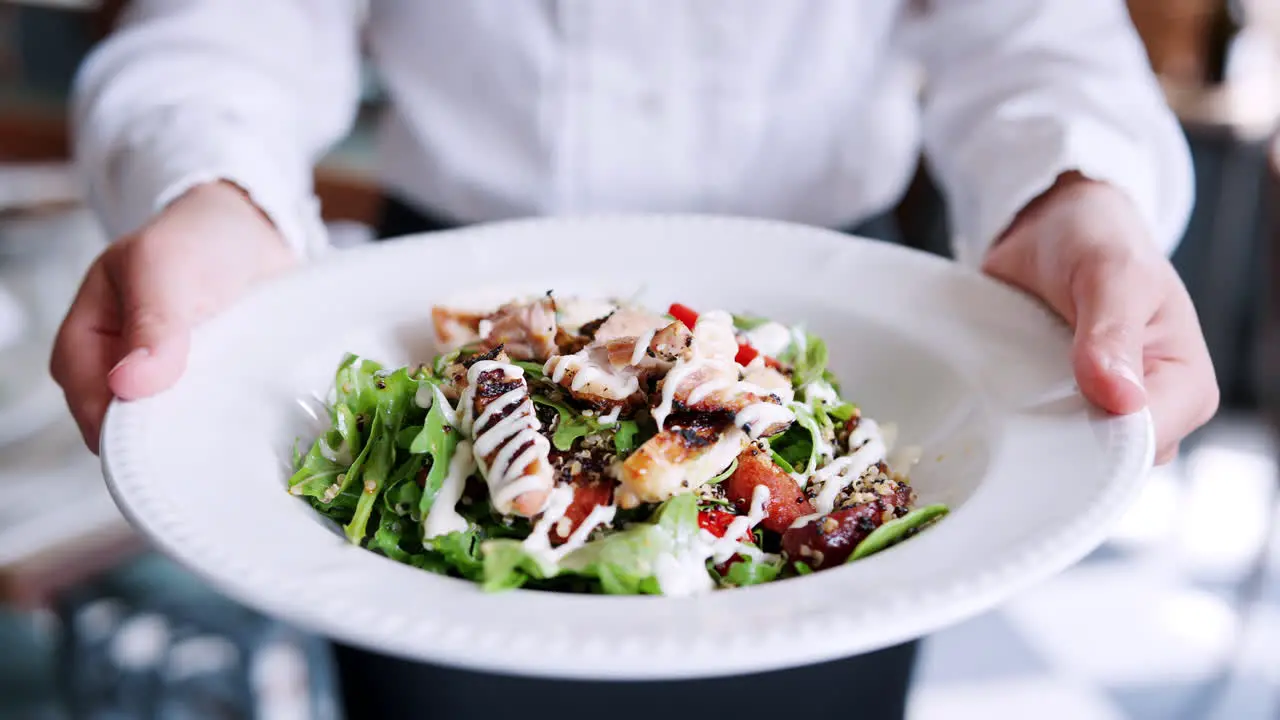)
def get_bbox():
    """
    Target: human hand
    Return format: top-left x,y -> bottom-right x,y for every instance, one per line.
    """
51,181 -> 297,452
982,172 -> 1219,464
